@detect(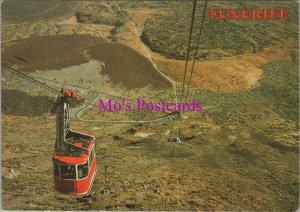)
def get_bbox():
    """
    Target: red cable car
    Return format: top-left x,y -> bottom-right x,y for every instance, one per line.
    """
52,88 -> 97,196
